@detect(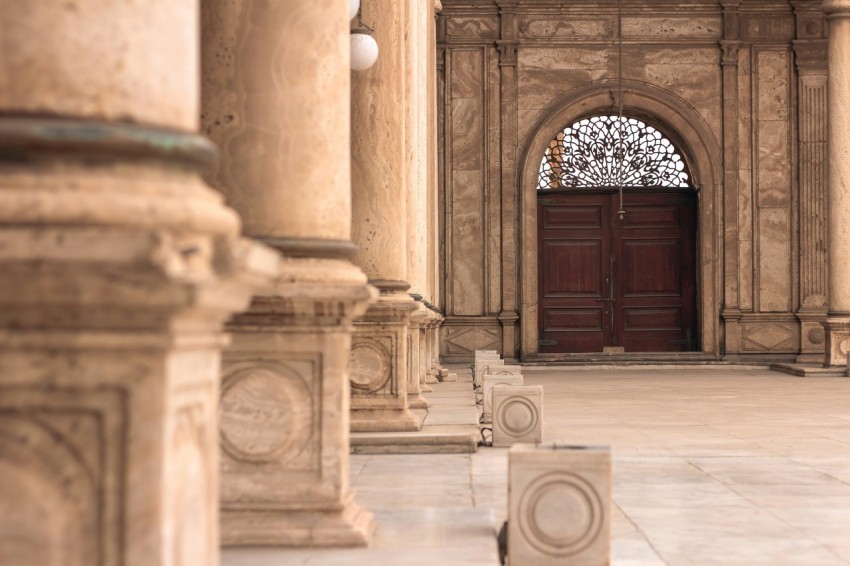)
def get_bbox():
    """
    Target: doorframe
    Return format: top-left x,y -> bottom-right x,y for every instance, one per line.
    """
517,80 -> 723,360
